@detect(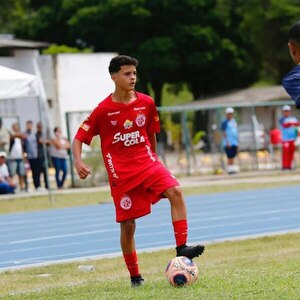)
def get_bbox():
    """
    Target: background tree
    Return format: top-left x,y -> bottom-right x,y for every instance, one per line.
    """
237,0 -> 300,83
11,0 -> 300,106
0,0 -> 29,34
